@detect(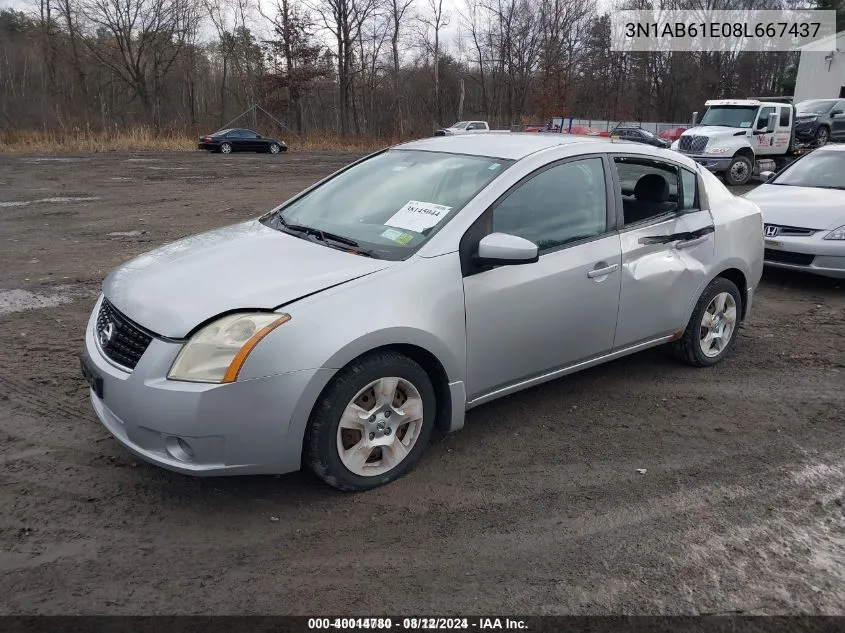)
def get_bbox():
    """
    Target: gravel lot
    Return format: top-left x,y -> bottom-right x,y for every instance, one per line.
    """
0,151 -> 843,615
